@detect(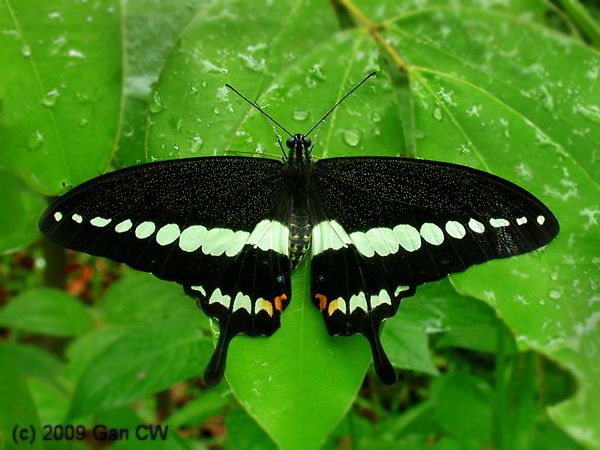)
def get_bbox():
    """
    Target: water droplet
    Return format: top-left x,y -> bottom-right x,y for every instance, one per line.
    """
574,104 -> 600,124
343,129 -> 361,147
75,92 -> 90,103
213,106 -> 220,115
173,143 -> 180,151
371,112 -> 381,122
292,109 -> 309,121
27,130 -> 44,150
238,53 -> 266,72
433,106 -> 443,121
201,80 -> 208,88
189,134 -> 204,153
160,143 -> 166,150
49,35 -> 67,56
187,85 -> 198,96
21,44 -> 31,57
41,89 -> 60,108
149,91 -> 165,114
305,77 -> 317,88
78,118 -> 88,127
